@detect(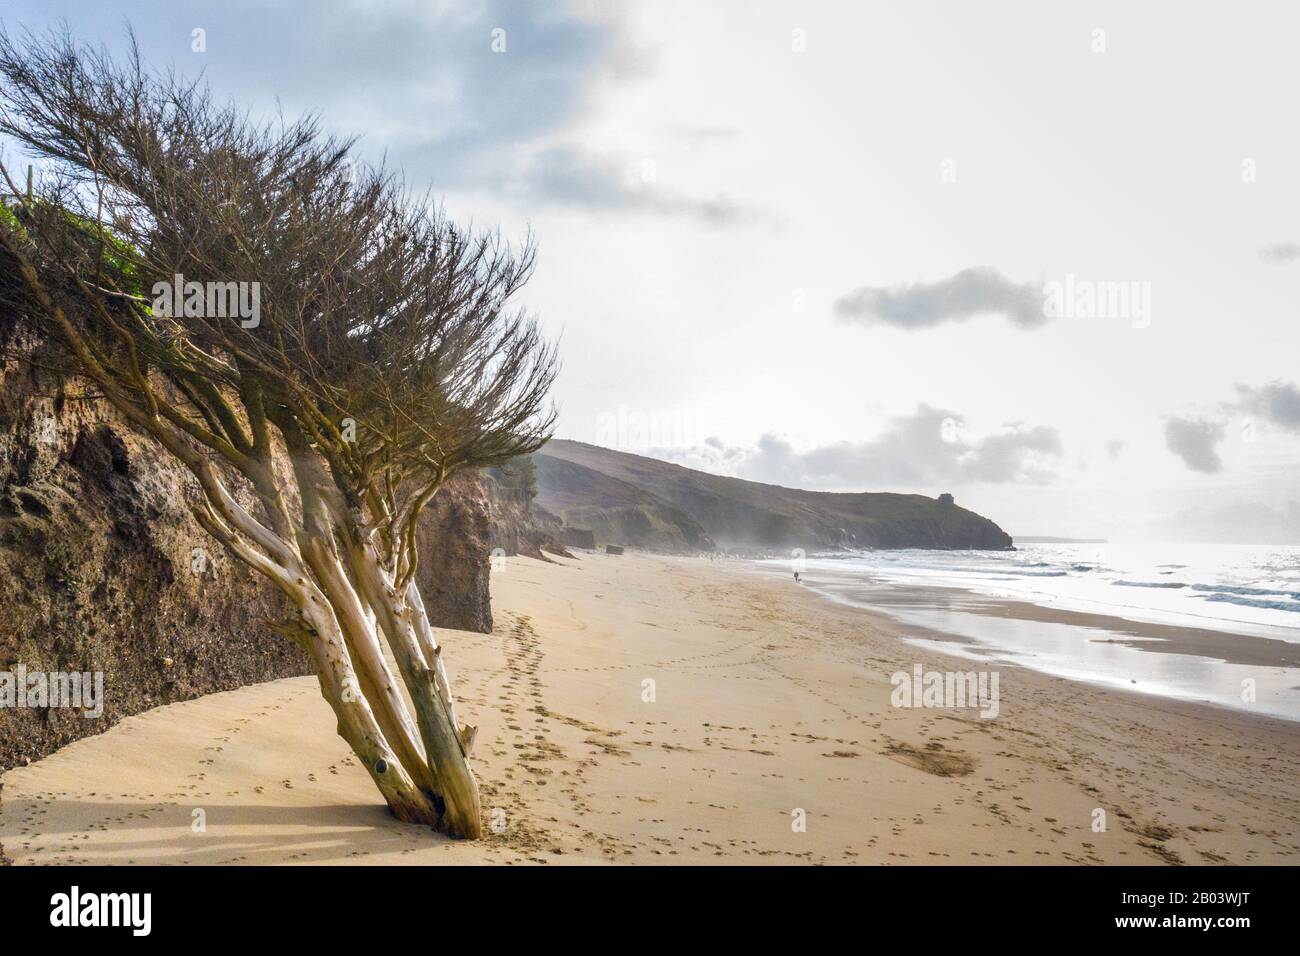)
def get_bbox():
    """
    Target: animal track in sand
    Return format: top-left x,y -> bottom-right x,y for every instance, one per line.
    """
882,740 -> 976,777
